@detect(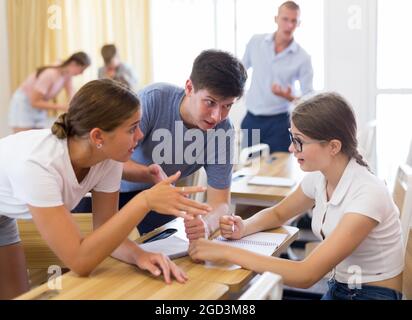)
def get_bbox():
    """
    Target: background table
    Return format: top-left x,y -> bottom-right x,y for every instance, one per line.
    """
231,152 -> 305,207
